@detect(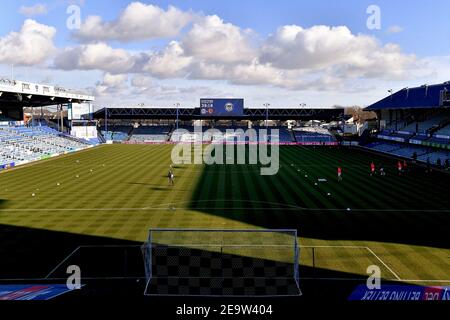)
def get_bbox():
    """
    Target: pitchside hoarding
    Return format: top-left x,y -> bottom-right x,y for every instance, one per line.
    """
200,99 -> 244,117
348,285 -> 450,301
0,284 -> 76,300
